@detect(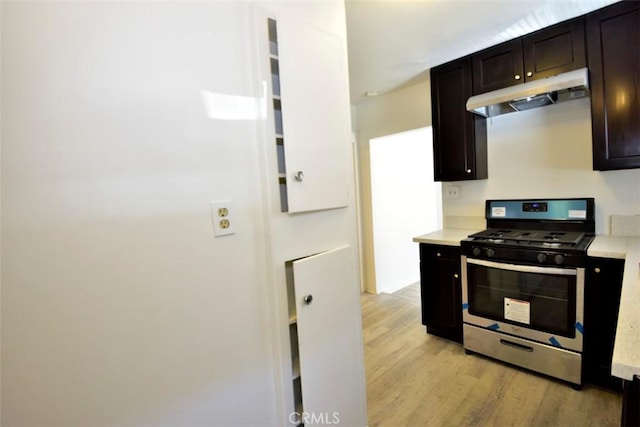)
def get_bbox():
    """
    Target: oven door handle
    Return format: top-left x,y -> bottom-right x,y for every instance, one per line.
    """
466,258 -> 578,276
